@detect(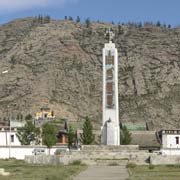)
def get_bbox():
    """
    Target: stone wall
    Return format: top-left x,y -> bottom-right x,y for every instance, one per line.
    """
81,145 -> 139,151
25,155 -> 63,165
24,146 -> 180,165
161,148 -> 180,155
25,145 -> 150,165
150,154 -> 180,165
